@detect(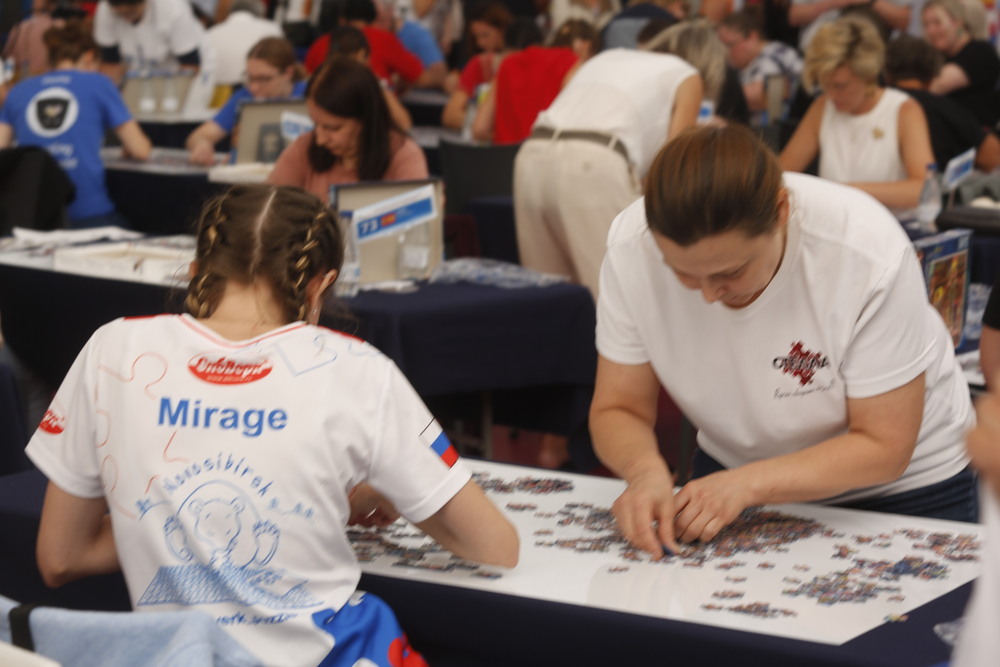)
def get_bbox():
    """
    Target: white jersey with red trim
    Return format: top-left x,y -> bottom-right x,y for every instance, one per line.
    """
596,172 -> 972,503
27,314 -> 470,667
